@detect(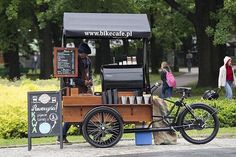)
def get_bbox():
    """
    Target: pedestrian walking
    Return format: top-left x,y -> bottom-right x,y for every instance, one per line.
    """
160,61 -> 175,98
218,56 -> 236,99
186,51 -> 193,73
31,52 -> 39,73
